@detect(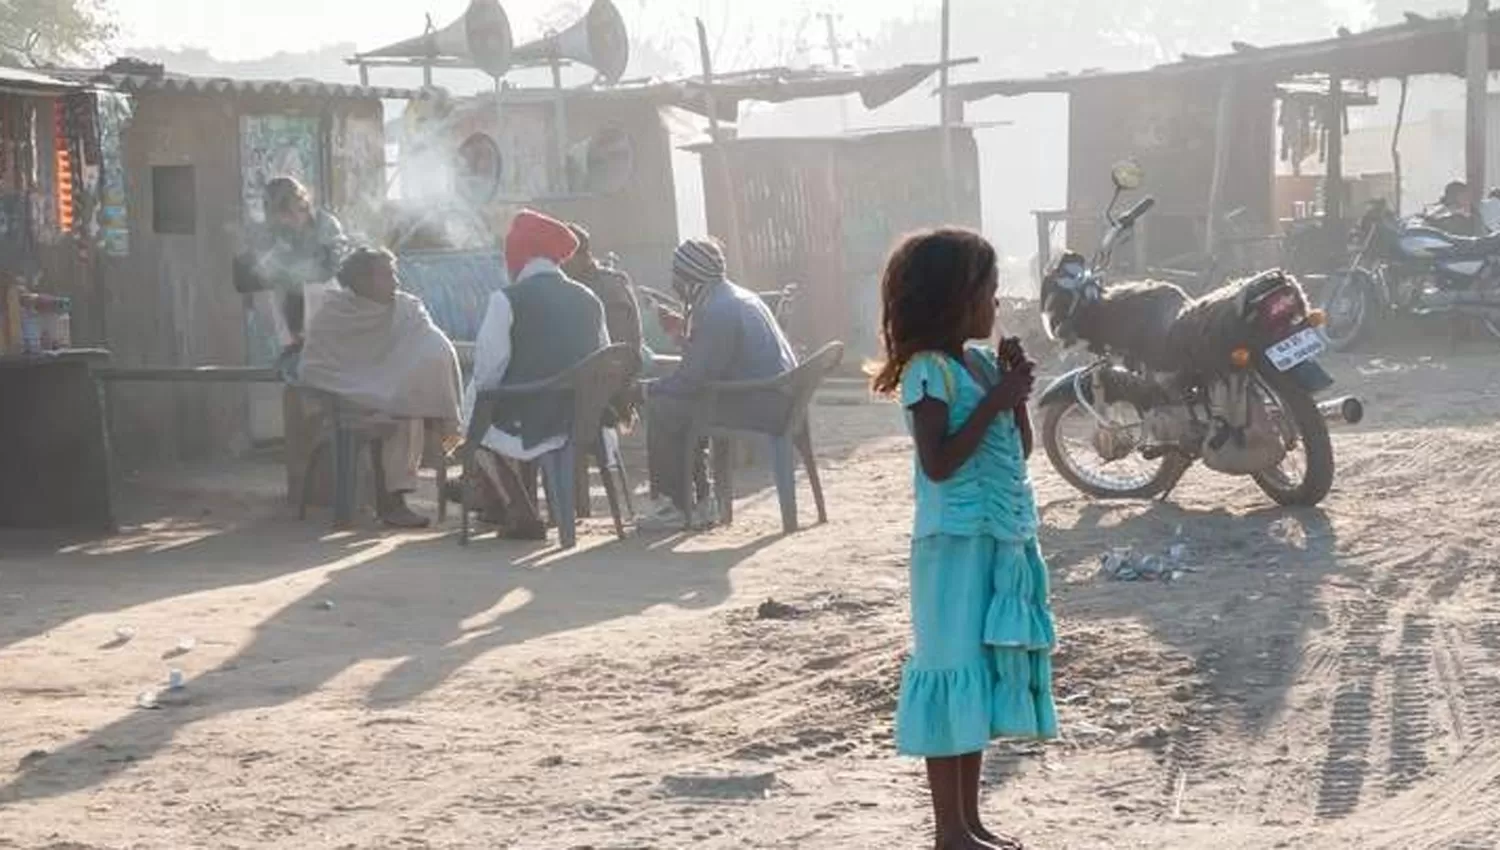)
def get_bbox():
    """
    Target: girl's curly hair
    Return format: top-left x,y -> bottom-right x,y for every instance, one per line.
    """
869,228 -> 997,395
